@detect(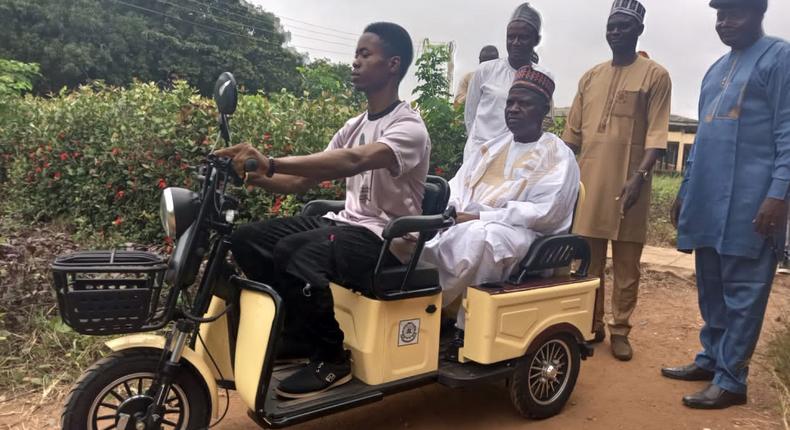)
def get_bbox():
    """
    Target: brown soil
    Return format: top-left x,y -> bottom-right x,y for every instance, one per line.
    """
1,269 -> 788,430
